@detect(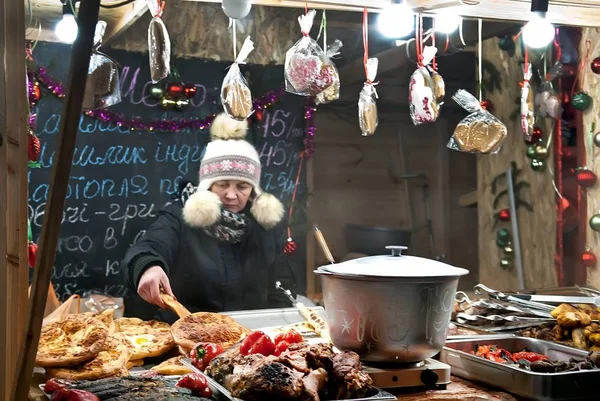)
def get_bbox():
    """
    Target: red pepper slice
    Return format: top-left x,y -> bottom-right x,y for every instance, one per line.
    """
240,331 -> 276,356
176,373 -> 209,394
51,389 -> 100,401
512,351 -> 549,363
